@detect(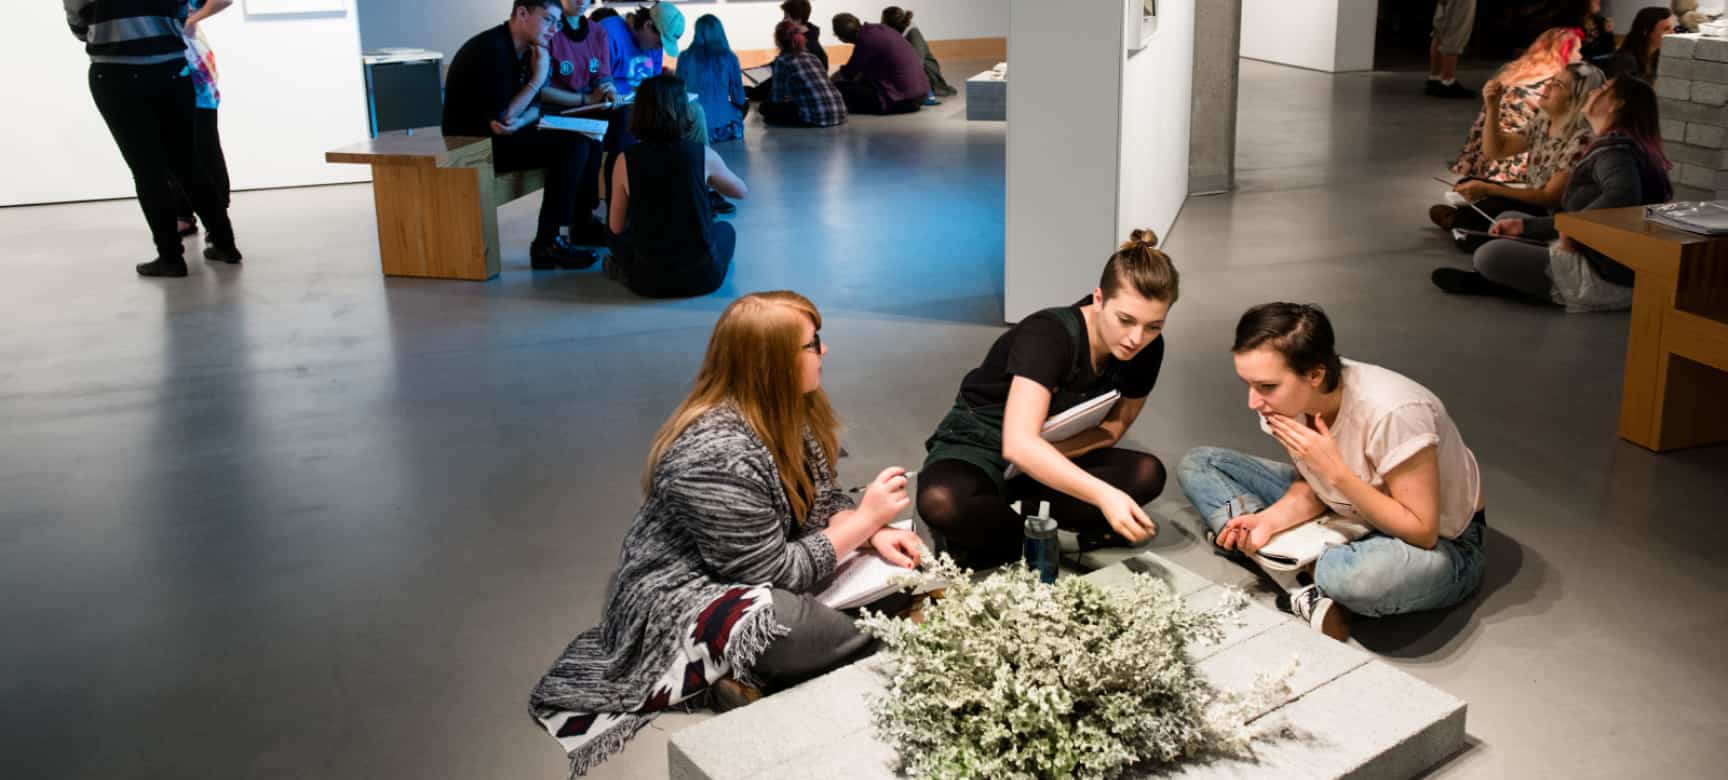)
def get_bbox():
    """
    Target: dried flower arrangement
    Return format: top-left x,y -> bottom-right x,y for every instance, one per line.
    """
857,555 -> 1290,780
